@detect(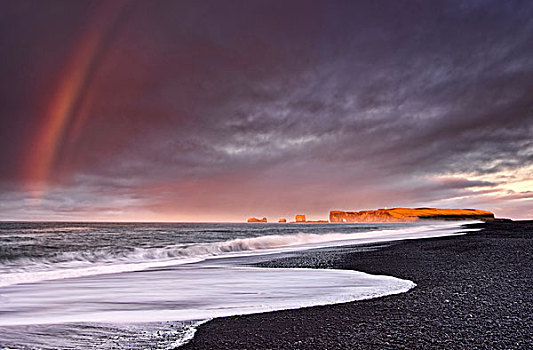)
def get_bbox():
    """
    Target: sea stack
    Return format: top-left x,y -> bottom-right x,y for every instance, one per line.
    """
278,218 -> 287,223
247,217 -> 267,223
330,208 -> 495,223
295,214 -> 306,223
